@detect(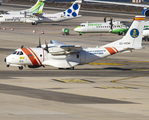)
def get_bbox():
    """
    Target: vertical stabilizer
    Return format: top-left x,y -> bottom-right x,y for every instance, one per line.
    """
62,0 -> 82,18
102,16 -> 145,50
28,0 -> 45,14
